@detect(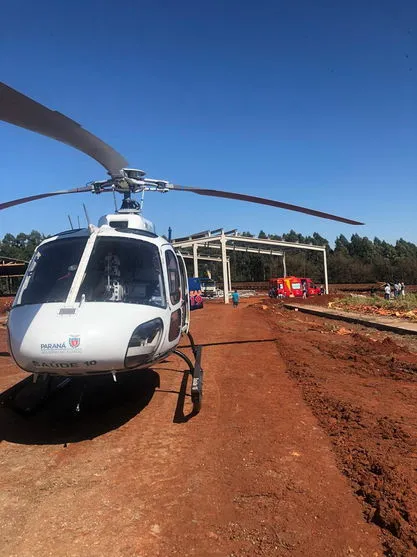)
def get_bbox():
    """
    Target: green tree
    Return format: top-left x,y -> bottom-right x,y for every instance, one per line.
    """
0,230 -> 46,261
